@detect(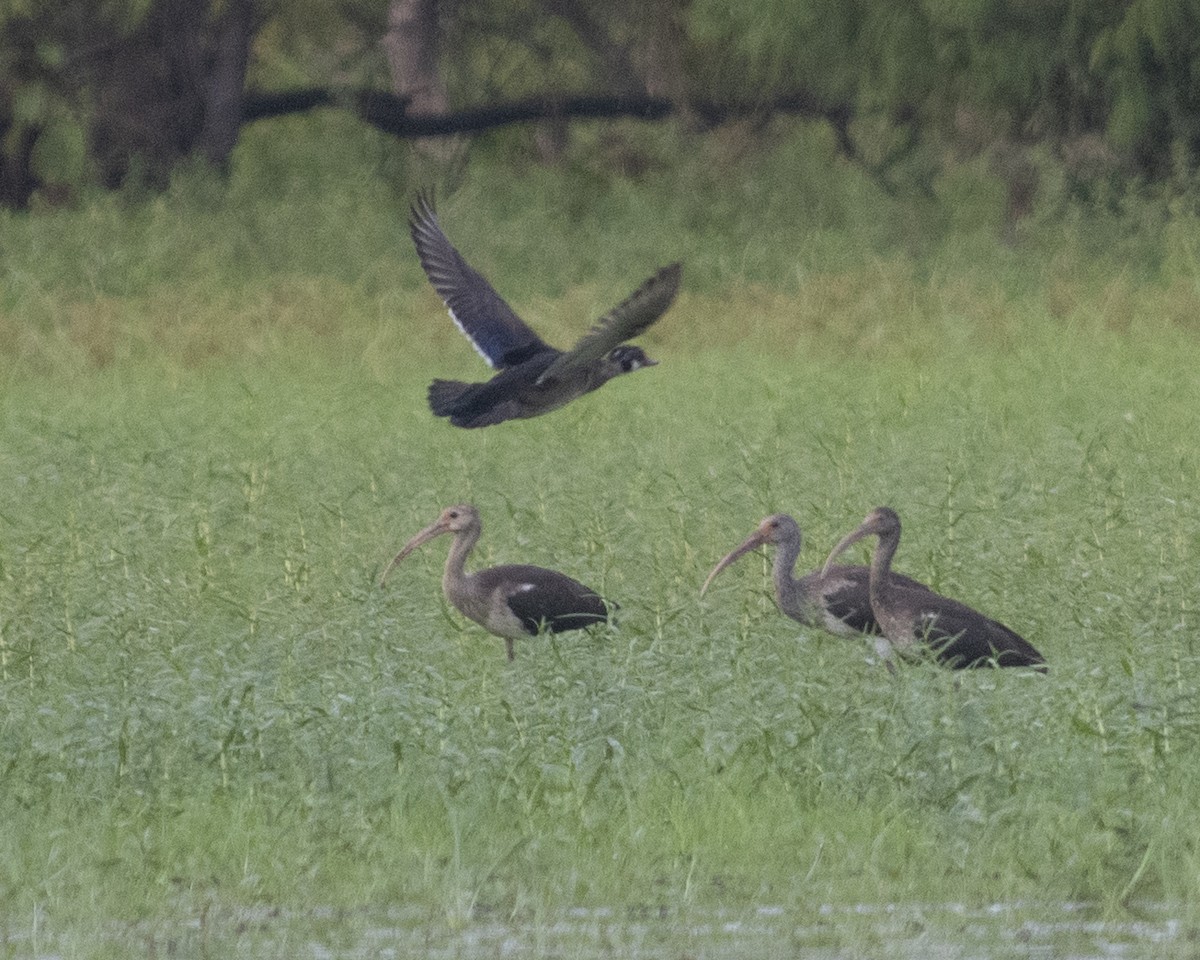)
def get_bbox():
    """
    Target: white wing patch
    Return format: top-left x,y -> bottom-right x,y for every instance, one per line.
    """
446,305 -> 498,369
